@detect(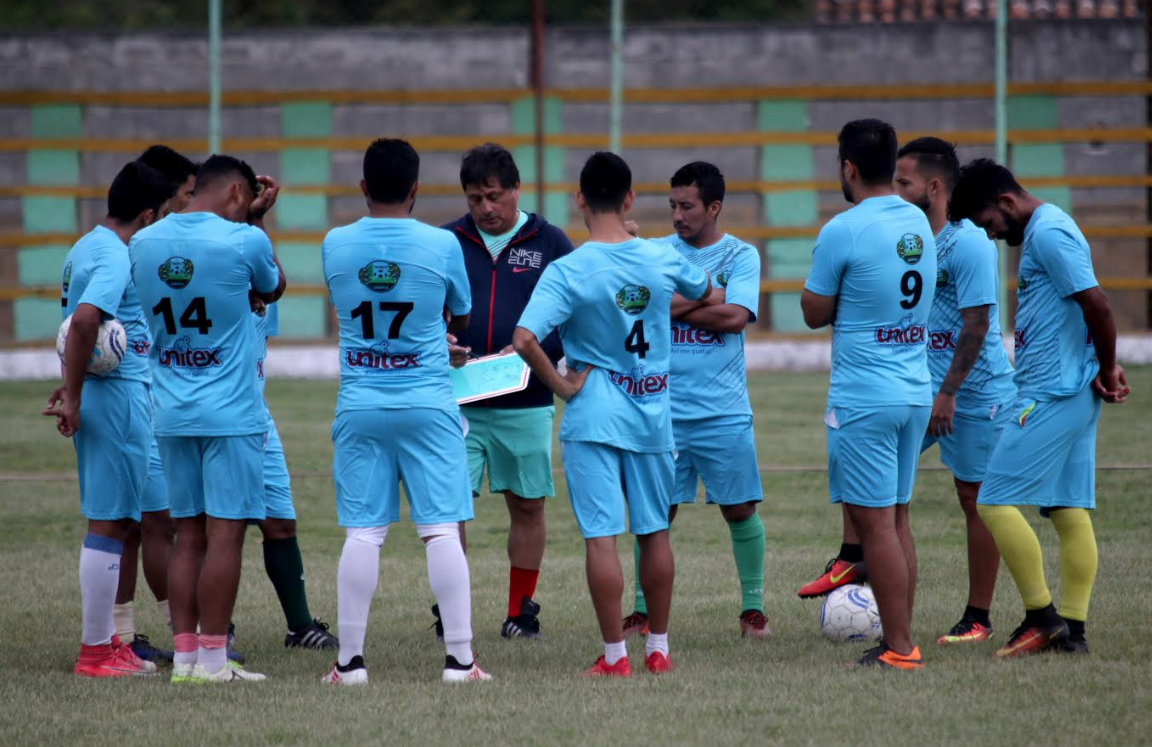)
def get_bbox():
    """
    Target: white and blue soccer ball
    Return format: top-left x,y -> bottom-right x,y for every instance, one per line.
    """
819,584 -> 883,642
56,314 -> 126,377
